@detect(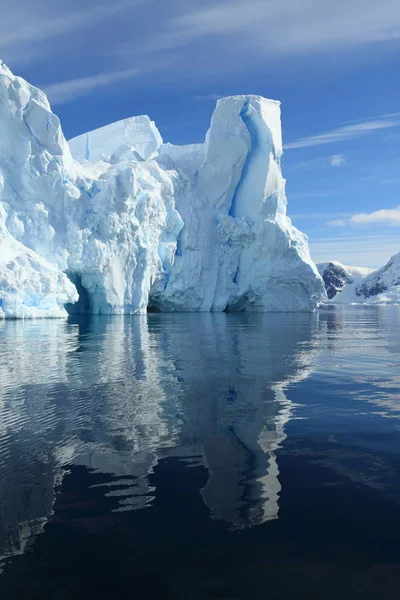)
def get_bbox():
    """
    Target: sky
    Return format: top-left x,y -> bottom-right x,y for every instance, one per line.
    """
0,0 -> 399,268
